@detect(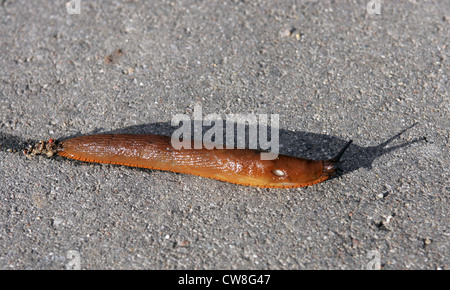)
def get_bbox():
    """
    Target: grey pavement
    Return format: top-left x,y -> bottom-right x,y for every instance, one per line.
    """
0,0 -> 448,269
